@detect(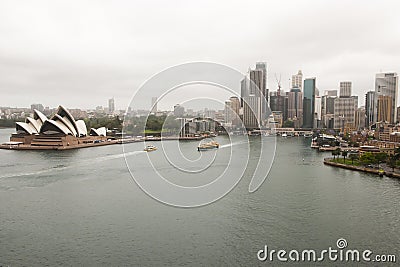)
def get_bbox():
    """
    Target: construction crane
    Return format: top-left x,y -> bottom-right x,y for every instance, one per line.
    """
275,73 -> 282,97
274,74 -> 284,114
